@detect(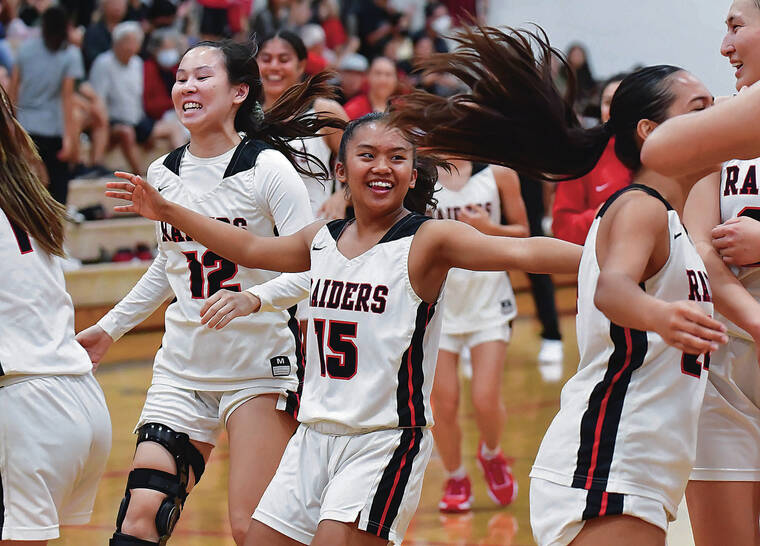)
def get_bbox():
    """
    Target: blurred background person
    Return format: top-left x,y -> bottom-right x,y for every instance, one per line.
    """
335,51 -> 367,104
344,55 -> 398,119
560,42 -> 598,118
11,5 -> 83,204
552,74 -> 633,245
82,0 -> 126,72
89,21 -> 185,175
